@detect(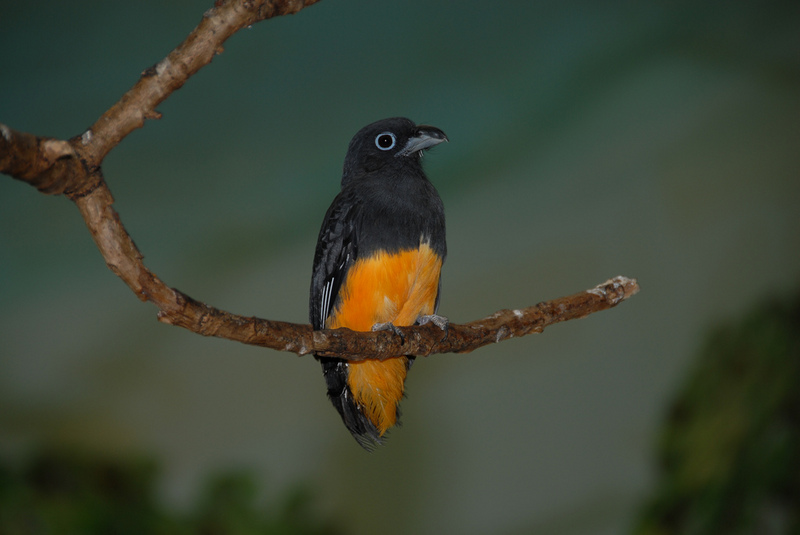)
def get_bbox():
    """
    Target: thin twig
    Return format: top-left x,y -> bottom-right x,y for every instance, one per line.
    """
78,0 -> 322,168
